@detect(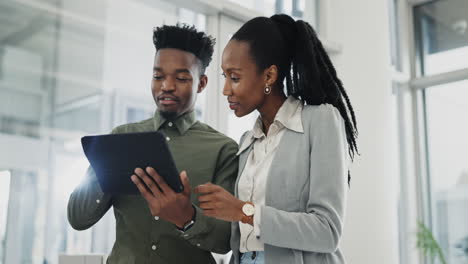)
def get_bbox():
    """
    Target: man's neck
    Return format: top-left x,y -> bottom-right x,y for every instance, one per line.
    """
160,111 -> 180,121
